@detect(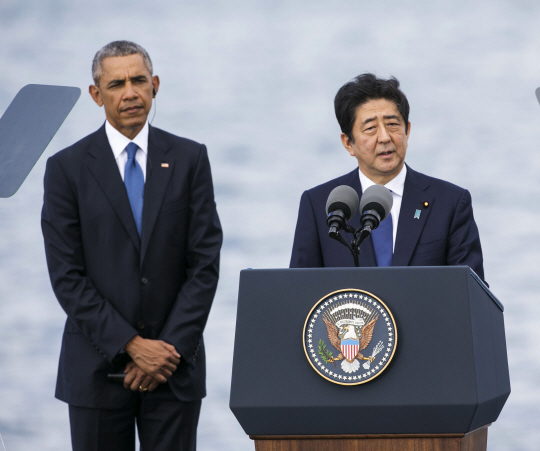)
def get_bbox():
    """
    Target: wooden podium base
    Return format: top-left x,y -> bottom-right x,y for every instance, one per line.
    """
250,425 -> 488,451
